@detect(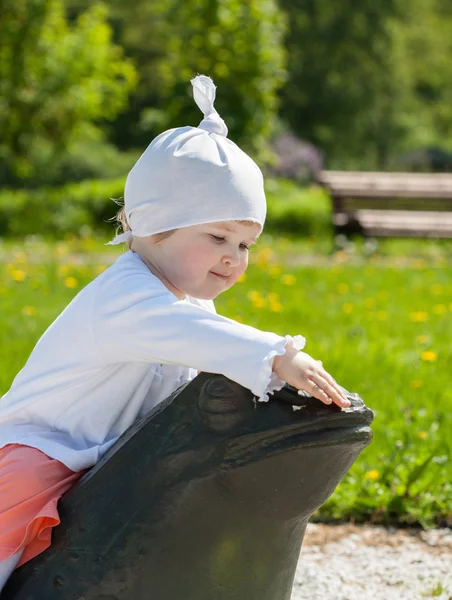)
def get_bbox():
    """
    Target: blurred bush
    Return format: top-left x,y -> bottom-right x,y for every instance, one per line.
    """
0,178 -> 124,237
70,0 -> 288,160
0,178 -> 331,238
